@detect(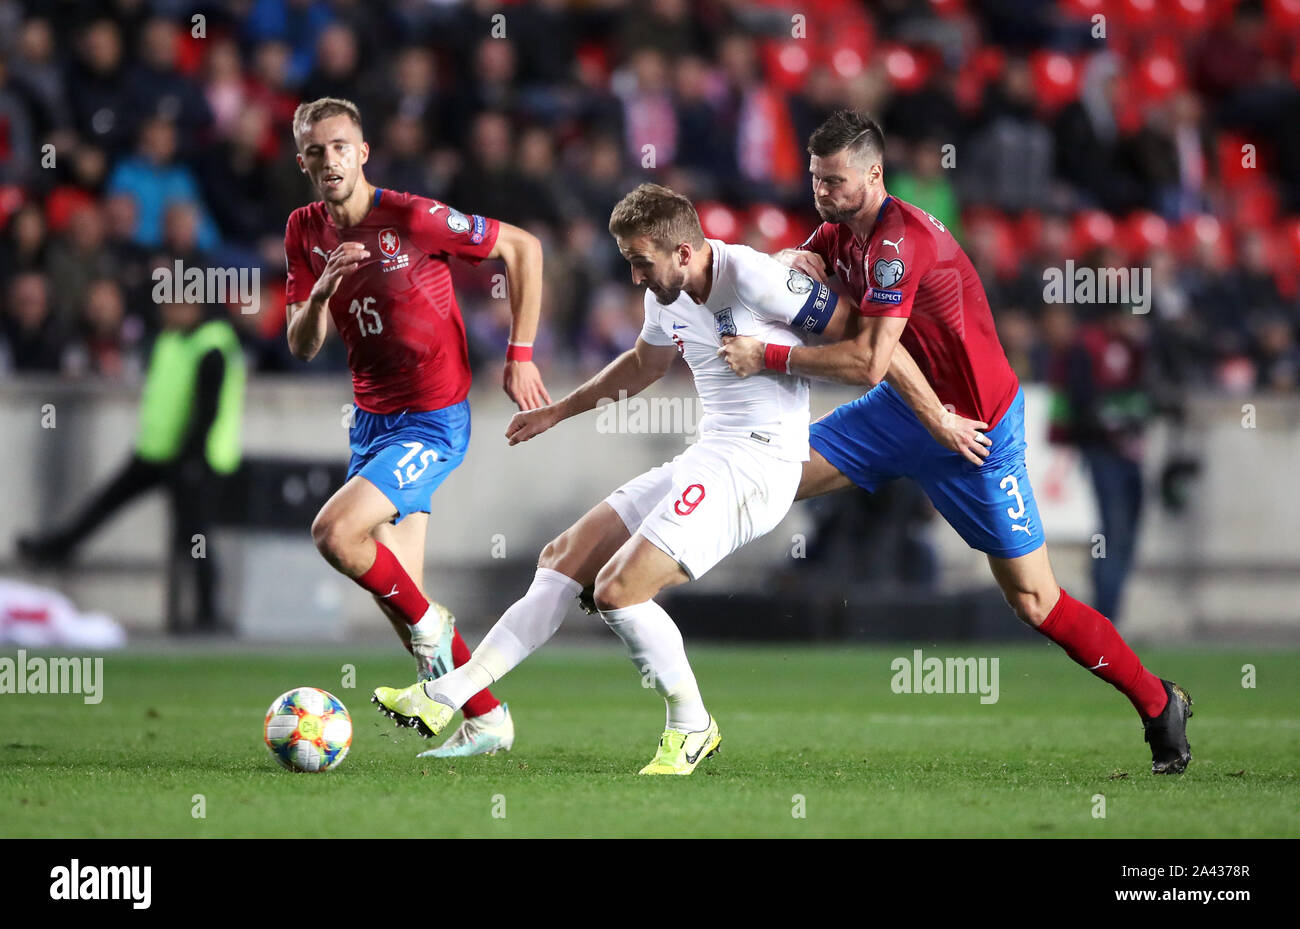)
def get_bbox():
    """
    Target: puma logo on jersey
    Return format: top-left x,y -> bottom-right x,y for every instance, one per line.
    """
882,235 -> 904,253
836,259 -> 852,279
313,246 -> 329,259
428,204 -> 443,216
